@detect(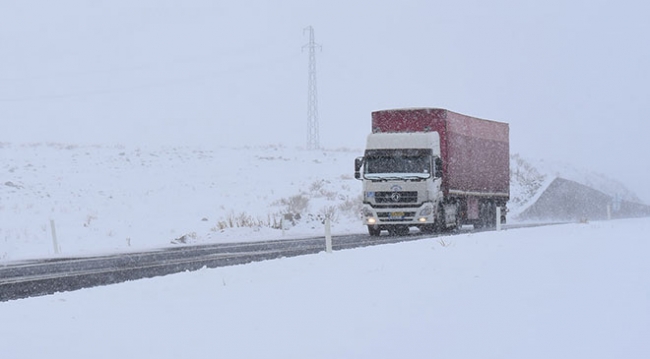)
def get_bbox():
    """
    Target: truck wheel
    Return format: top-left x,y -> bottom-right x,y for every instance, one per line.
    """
420,225 -> 436,235
434,205 -> 446,232
368,226 -> 381,236
486,202 -> 497,228
448,209 -> 461,232
439,204 -> 461,232
474,201 -> 496,229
